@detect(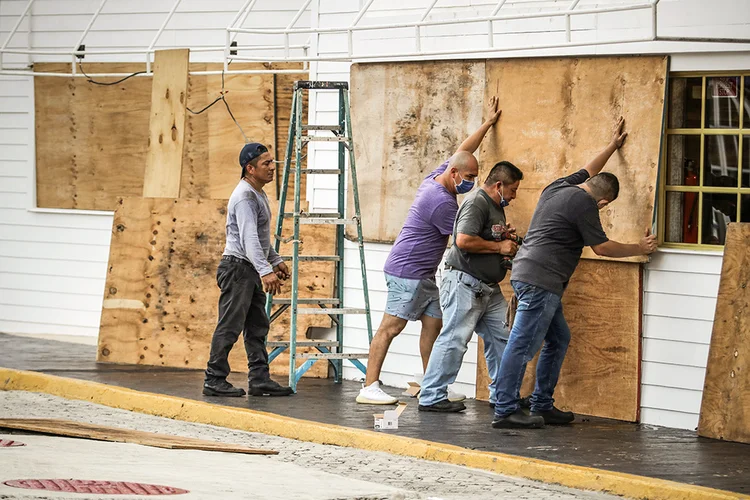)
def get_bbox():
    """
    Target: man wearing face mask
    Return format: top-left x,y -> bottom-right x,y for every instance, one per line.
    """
418,161 -> 524,412
356,97 -> 503,405
491,118 -> 657,428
